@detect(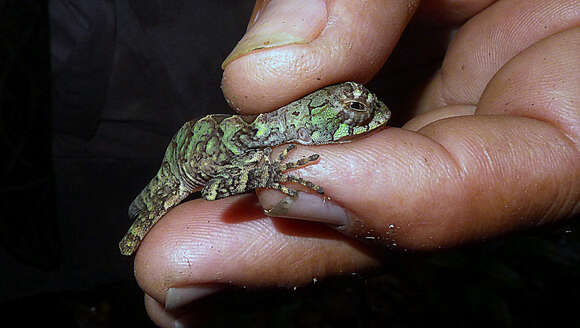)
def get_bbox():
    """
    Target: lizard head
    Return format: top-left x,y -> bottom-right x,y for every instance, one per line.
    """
296,81 -> 391,144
